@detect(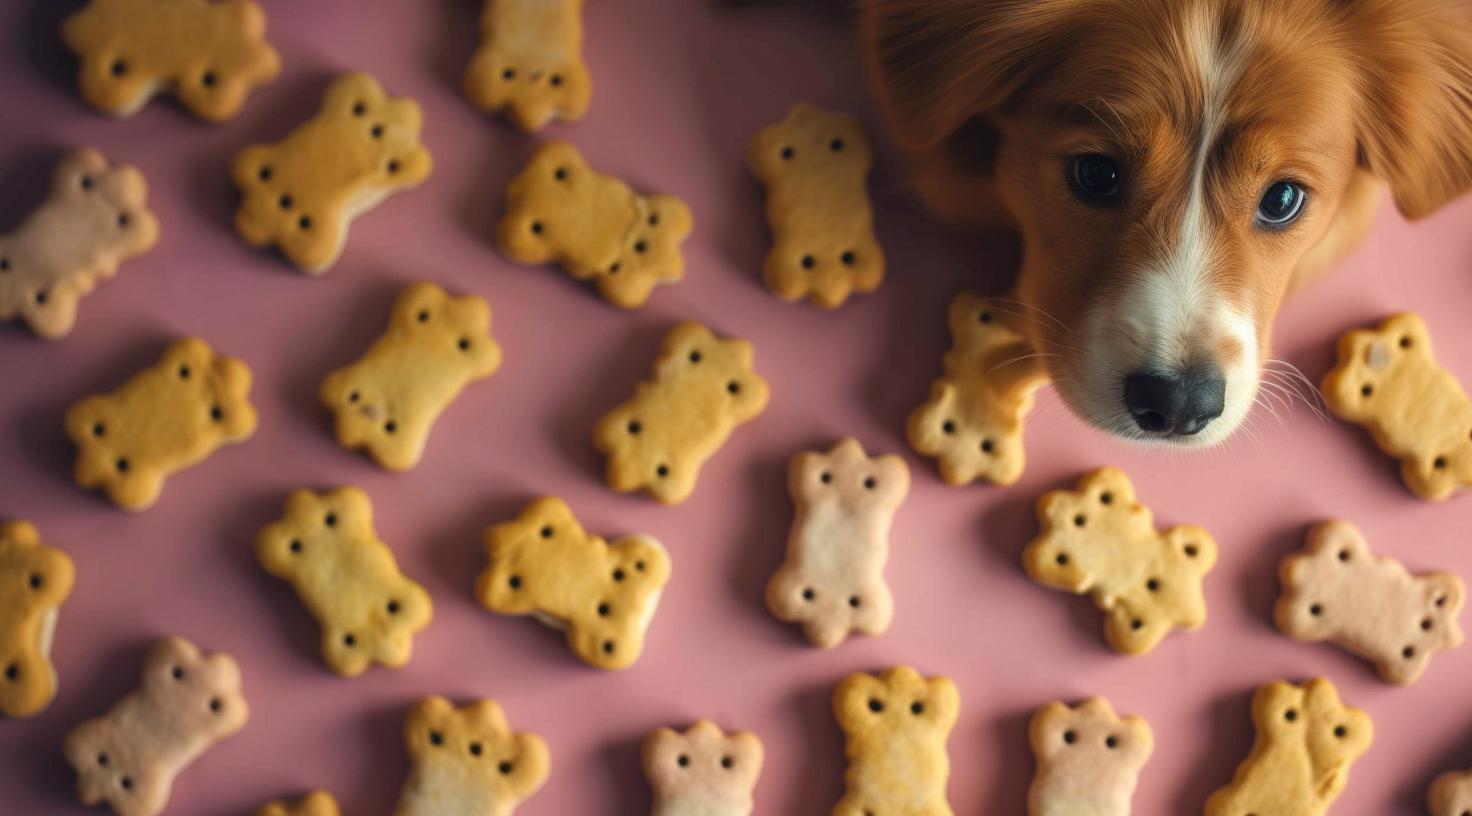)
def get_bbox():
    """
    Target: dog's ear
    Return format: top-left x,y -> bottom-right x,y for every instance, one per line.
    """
1349,0 -> 1472,218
